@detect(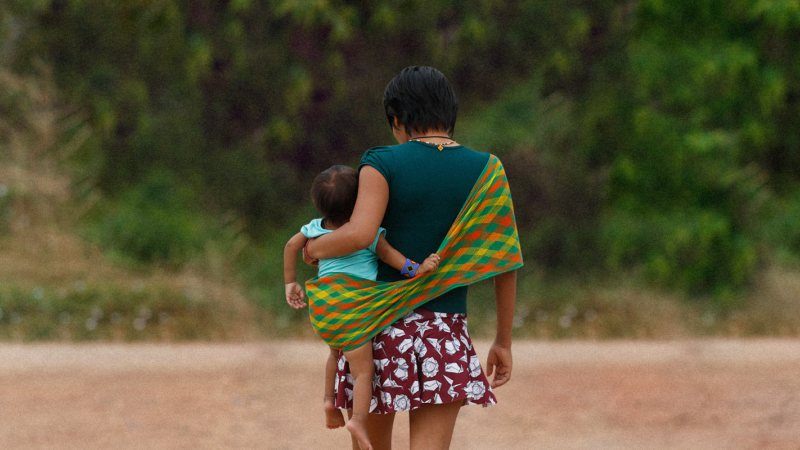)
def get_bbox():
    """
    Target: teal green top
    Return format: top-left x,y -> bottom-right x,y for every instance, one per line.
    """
360,140 -> 490,314
302,219 -> 386,281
